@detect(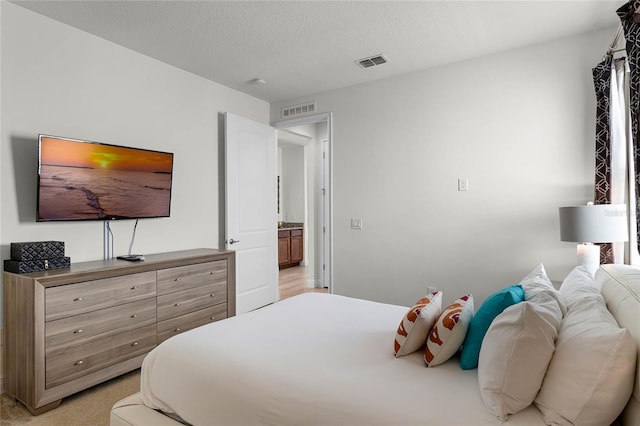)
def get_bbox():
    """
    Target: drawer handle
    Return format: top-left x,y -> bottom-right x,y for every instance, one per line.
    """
74,360 -> 84,366
210,294 -> 215,297
174,277 -> 181,282
174,328 -> 181,332
209,271 -> 214,275
73,329 -> 83,334
131,314 -> 138,318
130,285 -> 139,290
174,303 -> 181,307
73,297 -> 83,302
210,316 -> 215,321
131,341 -> 139,347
